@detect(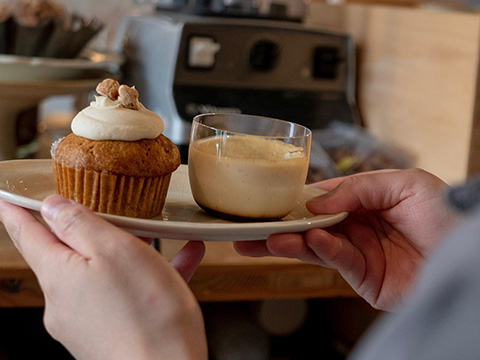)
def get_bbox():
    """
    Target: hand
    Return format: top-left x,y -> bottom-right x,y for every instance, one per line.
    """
0,196 -> 207,360
234,169 -> 460,310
